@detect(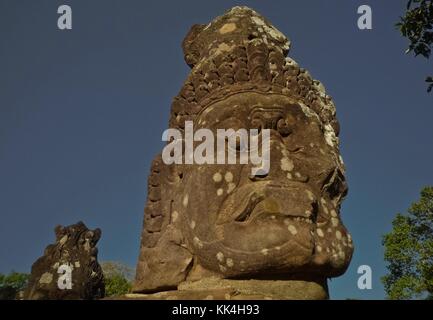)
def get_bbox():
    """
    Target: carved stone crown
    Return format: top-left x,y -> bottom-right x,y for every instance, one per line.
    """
169,6 -> 340,138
